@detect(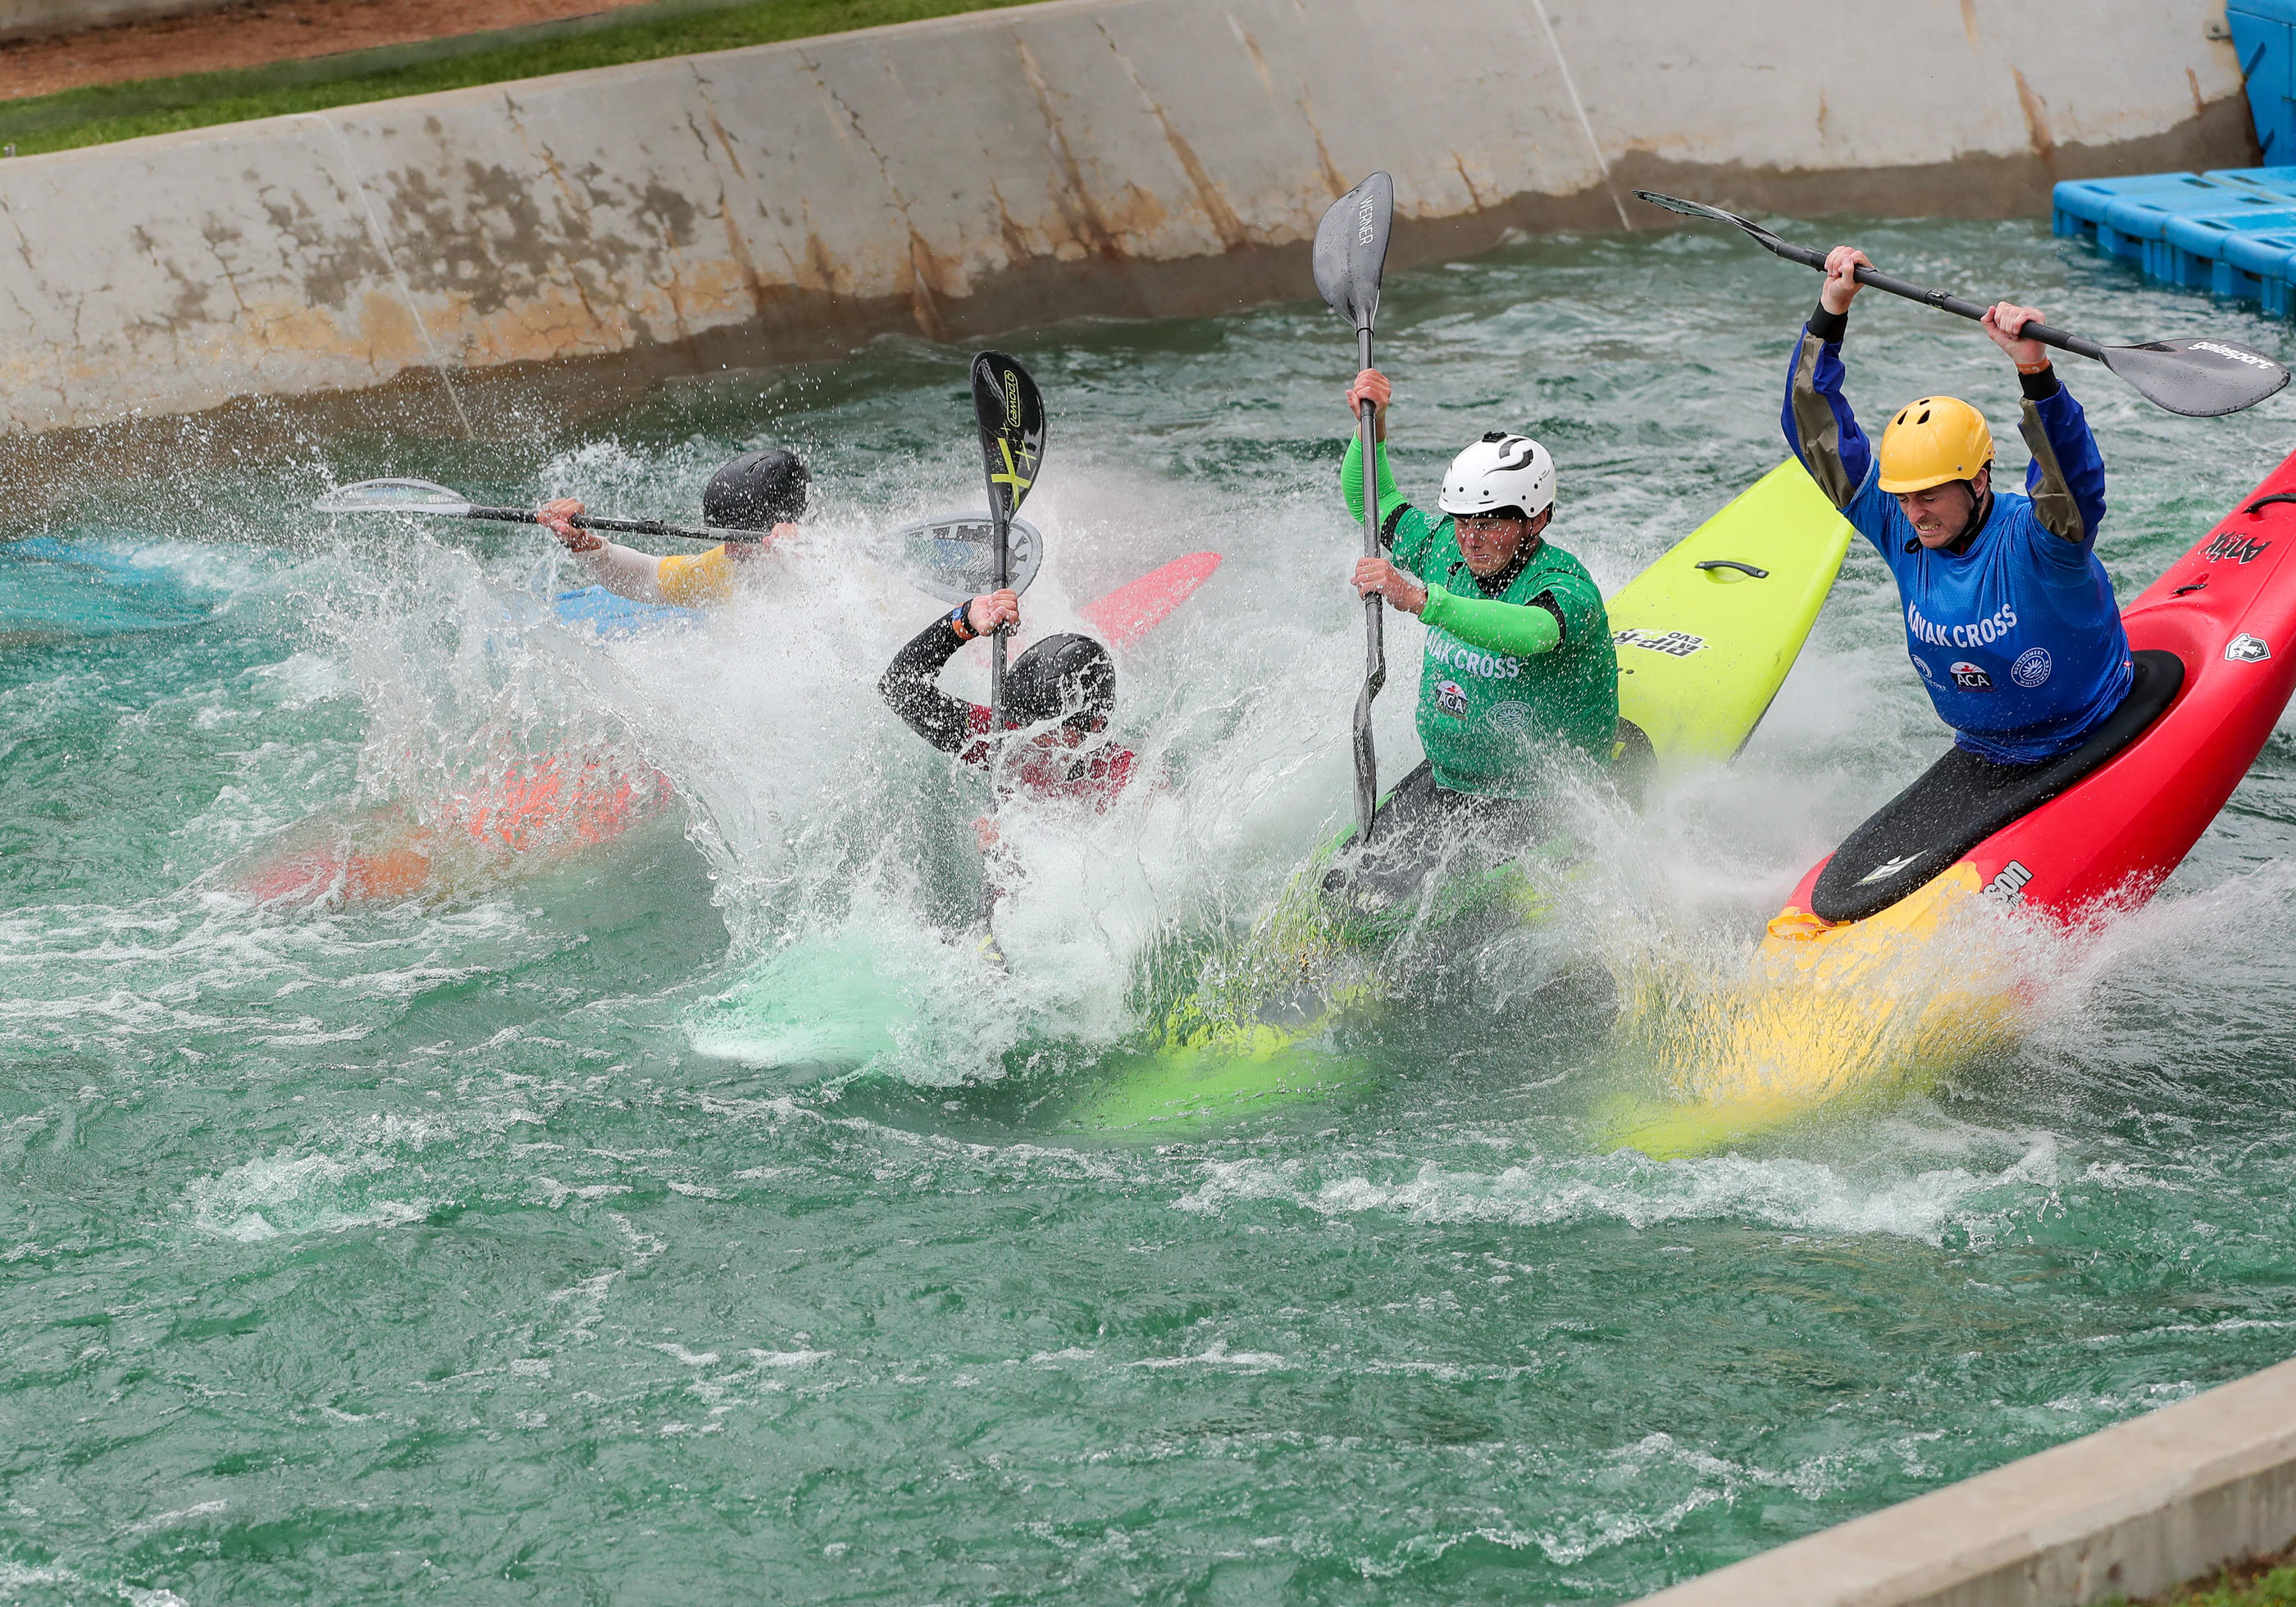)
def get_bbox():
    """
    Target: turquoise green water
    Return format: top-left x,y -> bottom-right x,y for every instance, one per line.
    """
8,218 -> 2296,1605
